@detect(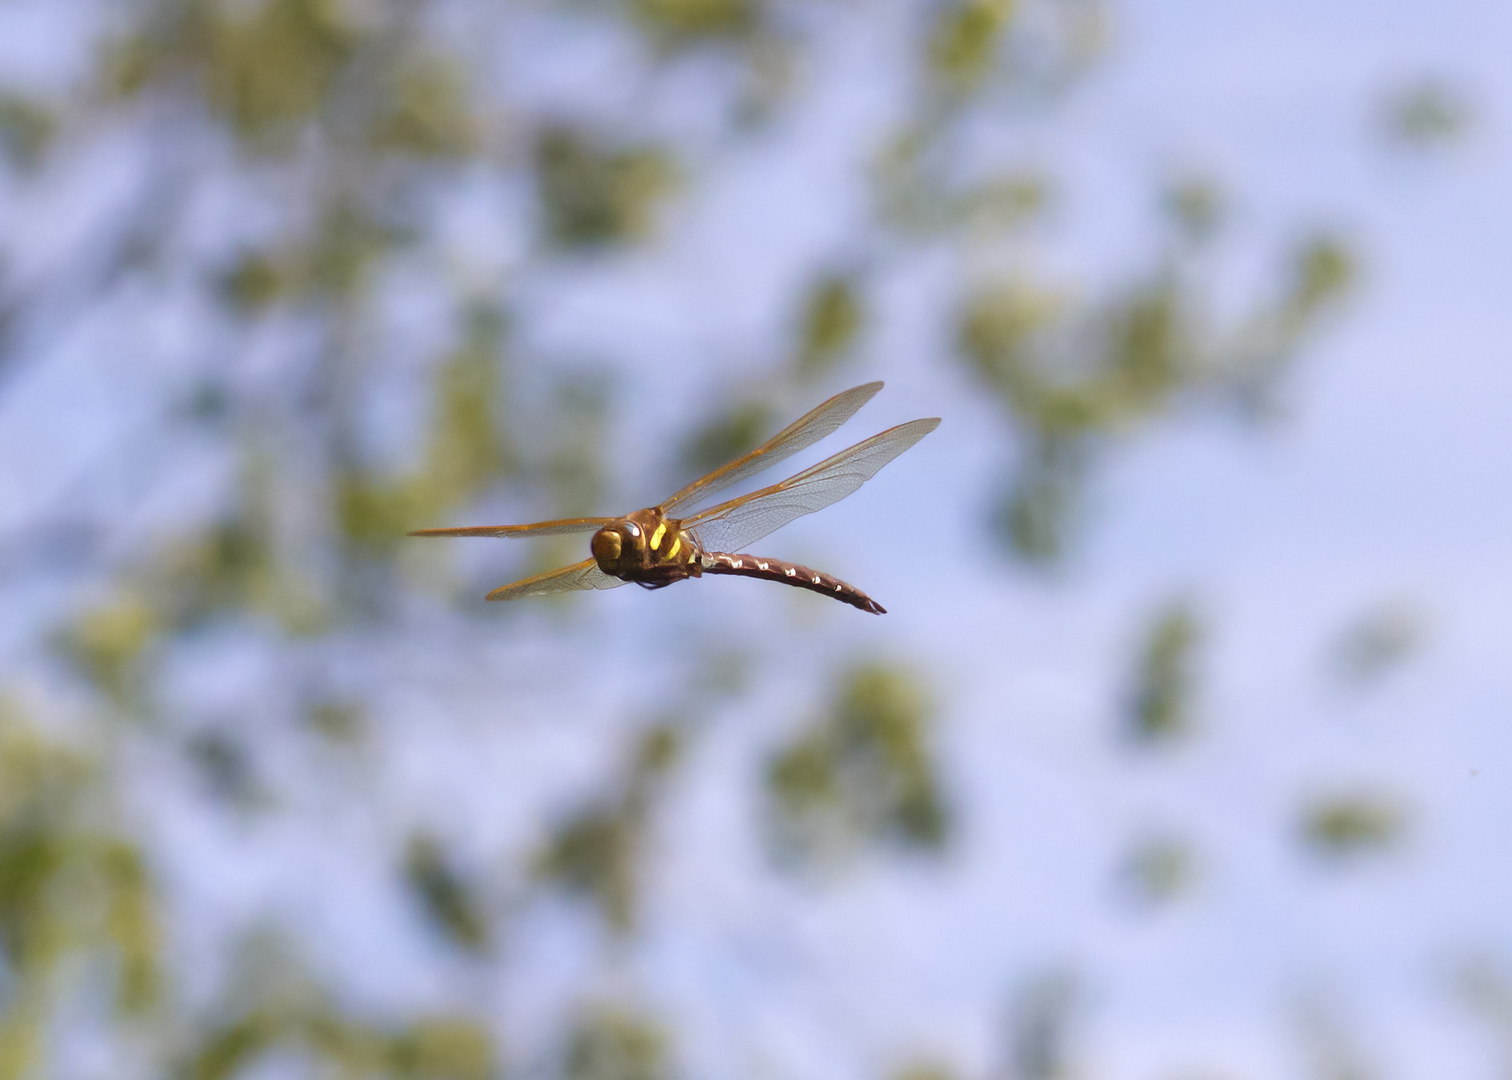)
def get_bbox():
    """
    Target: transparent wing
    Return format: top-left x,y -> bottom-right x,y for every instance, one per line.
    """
410,517 -> 613,539
485,558 -> 627,601
660,382 -> 884,515
684,417 -> 940,554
